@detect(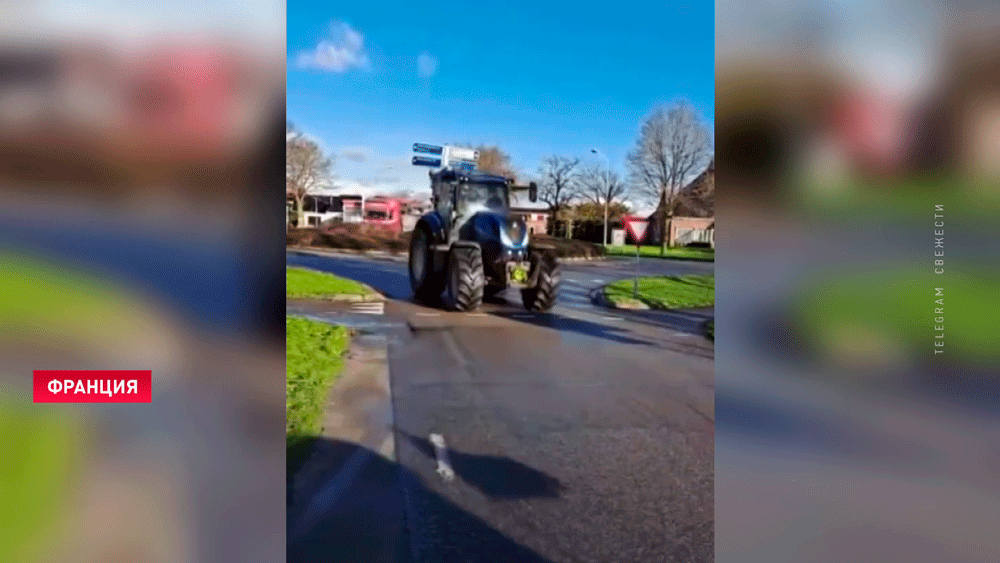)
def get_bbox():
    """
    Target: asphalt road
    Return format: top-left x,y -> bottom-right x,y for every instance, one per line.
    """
287,250 -> 715,562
